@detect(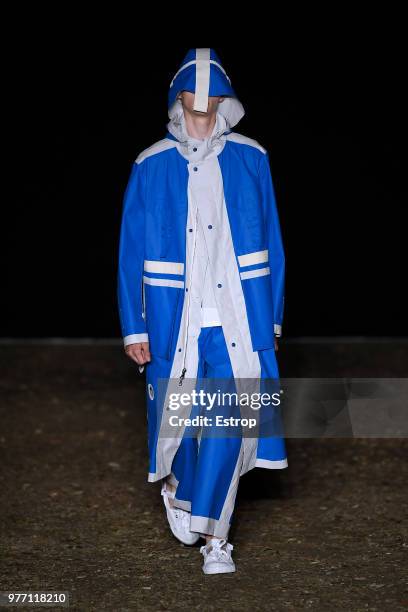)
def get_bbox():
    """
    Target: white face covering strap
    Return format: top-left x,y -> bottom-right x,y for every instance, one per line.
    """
193,48 -> 211,112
